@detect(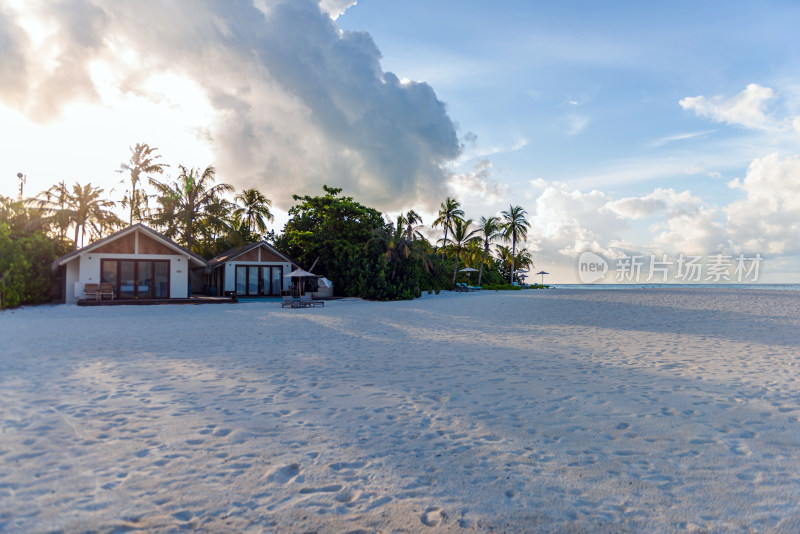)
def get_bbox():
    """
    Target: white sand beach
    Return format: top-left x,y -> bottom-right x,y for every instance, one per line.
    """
2,289 -> 800,533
